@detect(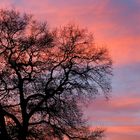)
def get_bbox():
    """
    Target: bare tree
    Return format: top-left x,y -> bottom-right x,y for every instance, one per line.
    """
0,9 -> 112,140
